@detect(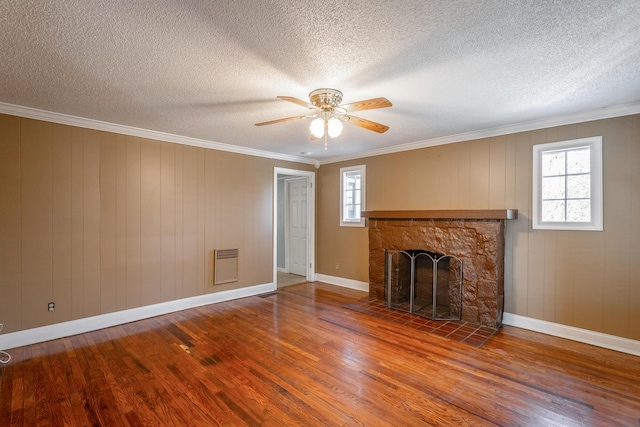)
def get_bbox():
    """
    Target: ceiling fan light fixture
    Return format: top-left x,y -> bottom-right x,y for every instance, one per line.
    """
327,117 -> 343,138
310,117 -> 325,138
